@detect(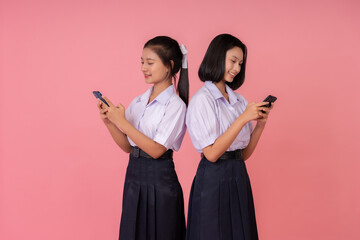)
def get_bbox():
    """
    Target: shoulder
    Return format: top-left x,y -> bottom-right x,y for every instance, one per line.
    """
188,85 -> 216,109
167,93 -> 186,111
